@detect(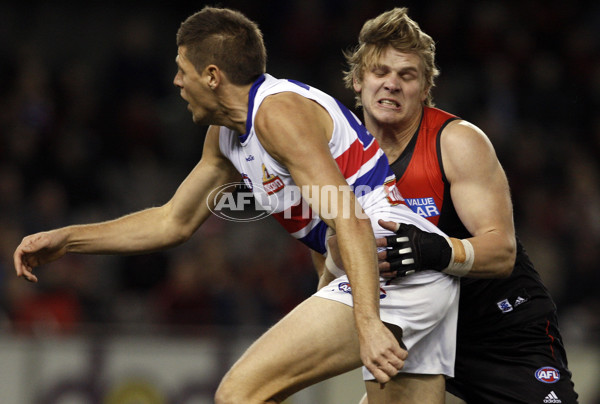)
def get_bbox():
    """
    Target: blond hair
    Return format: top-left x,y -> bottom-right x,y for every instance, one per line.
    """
344,8 -> 439,107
